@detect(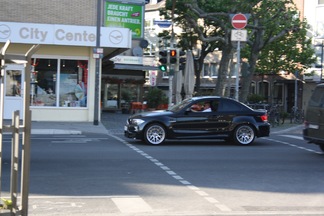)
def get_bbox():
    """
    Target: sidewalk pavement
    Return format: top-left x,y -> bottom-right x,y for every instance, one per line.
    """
2,111 -> 304,135
2,111 -> 130,135
270,121 -> 304,134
